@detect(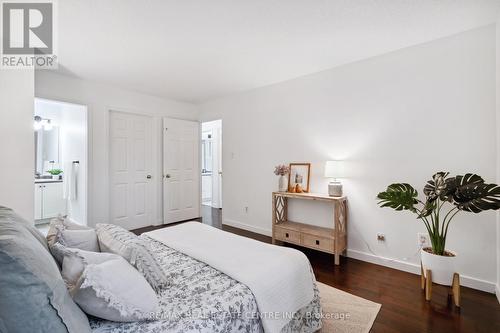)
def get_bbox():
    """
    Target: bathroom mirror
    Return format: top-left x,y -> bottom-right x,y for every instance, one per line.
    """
35,127 -> 60,175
